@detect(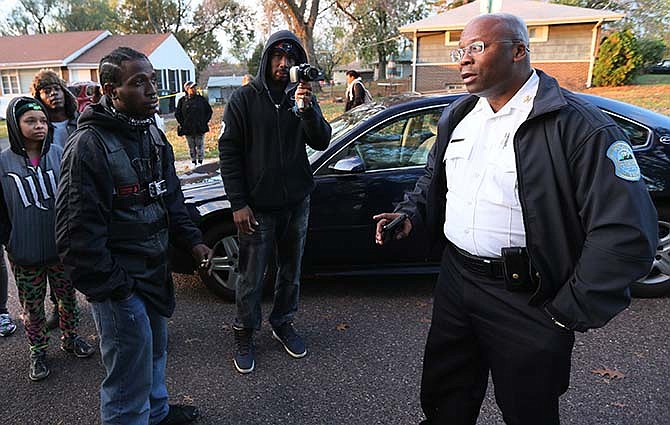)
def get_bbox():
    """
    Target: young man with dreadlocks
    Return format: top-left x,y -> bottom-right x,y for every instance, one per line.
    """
56,47 -> 212,425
